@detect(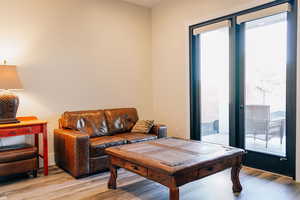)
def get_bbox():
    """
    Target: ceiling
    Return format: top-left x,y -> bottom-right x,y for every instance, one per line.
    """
121,0 -> 162,7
